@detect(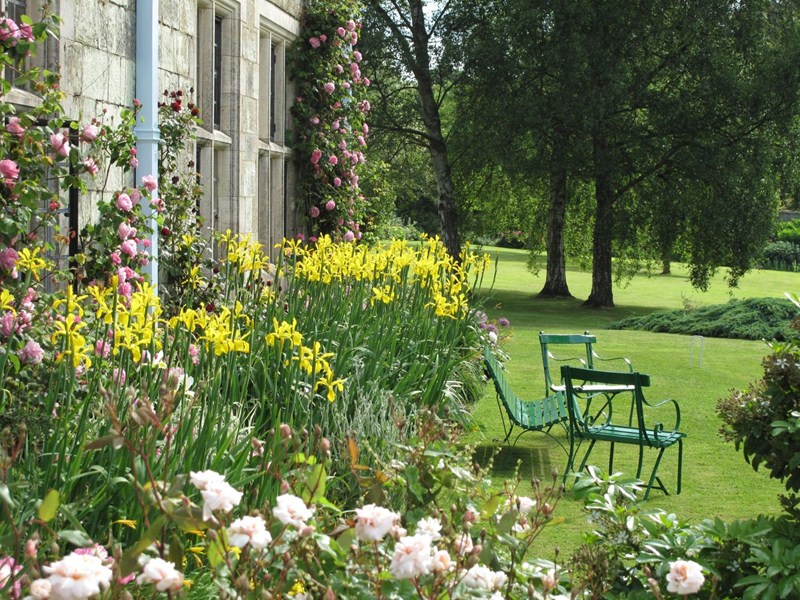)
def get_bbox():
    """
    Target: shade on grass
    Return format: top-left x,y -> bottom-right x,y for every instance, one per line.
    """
469,247 -> 795,556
